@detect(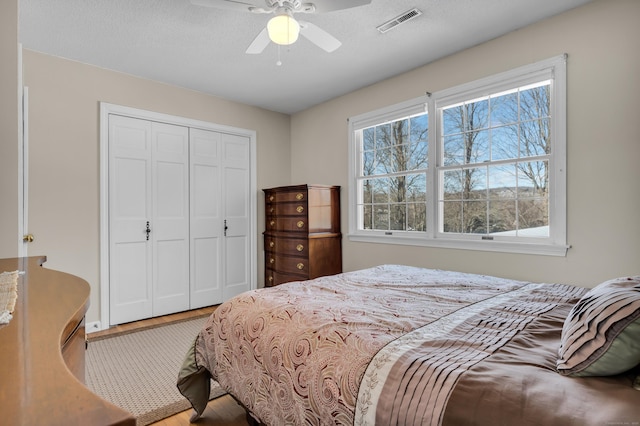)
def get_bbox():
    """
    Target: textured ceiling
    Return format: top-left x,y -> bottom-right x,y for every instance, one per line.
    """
19,0 -> 594,114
